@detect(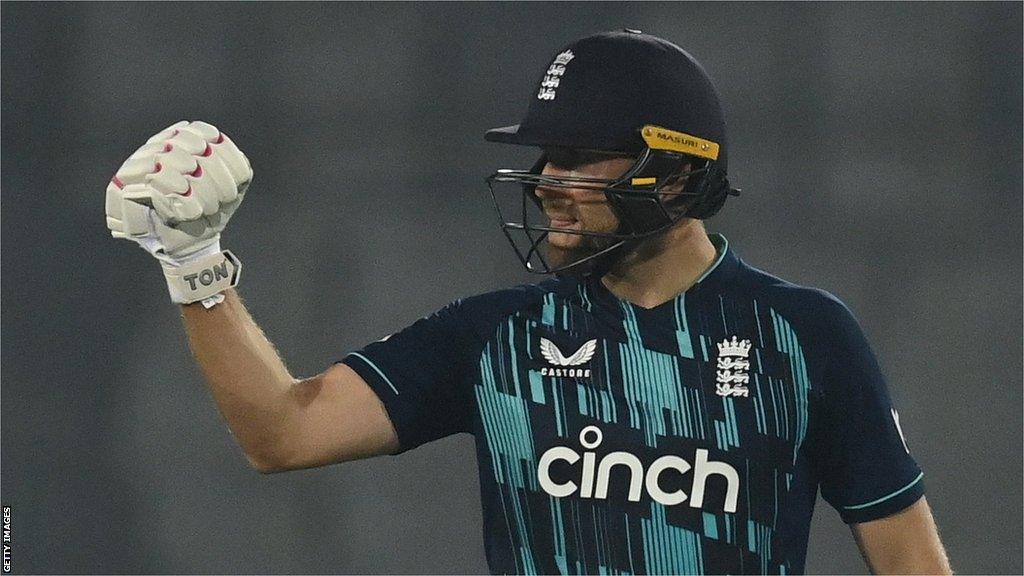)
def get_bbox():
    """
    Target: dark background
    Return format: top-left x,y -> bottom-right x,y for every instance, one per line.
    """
2,2 -> 1021,574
